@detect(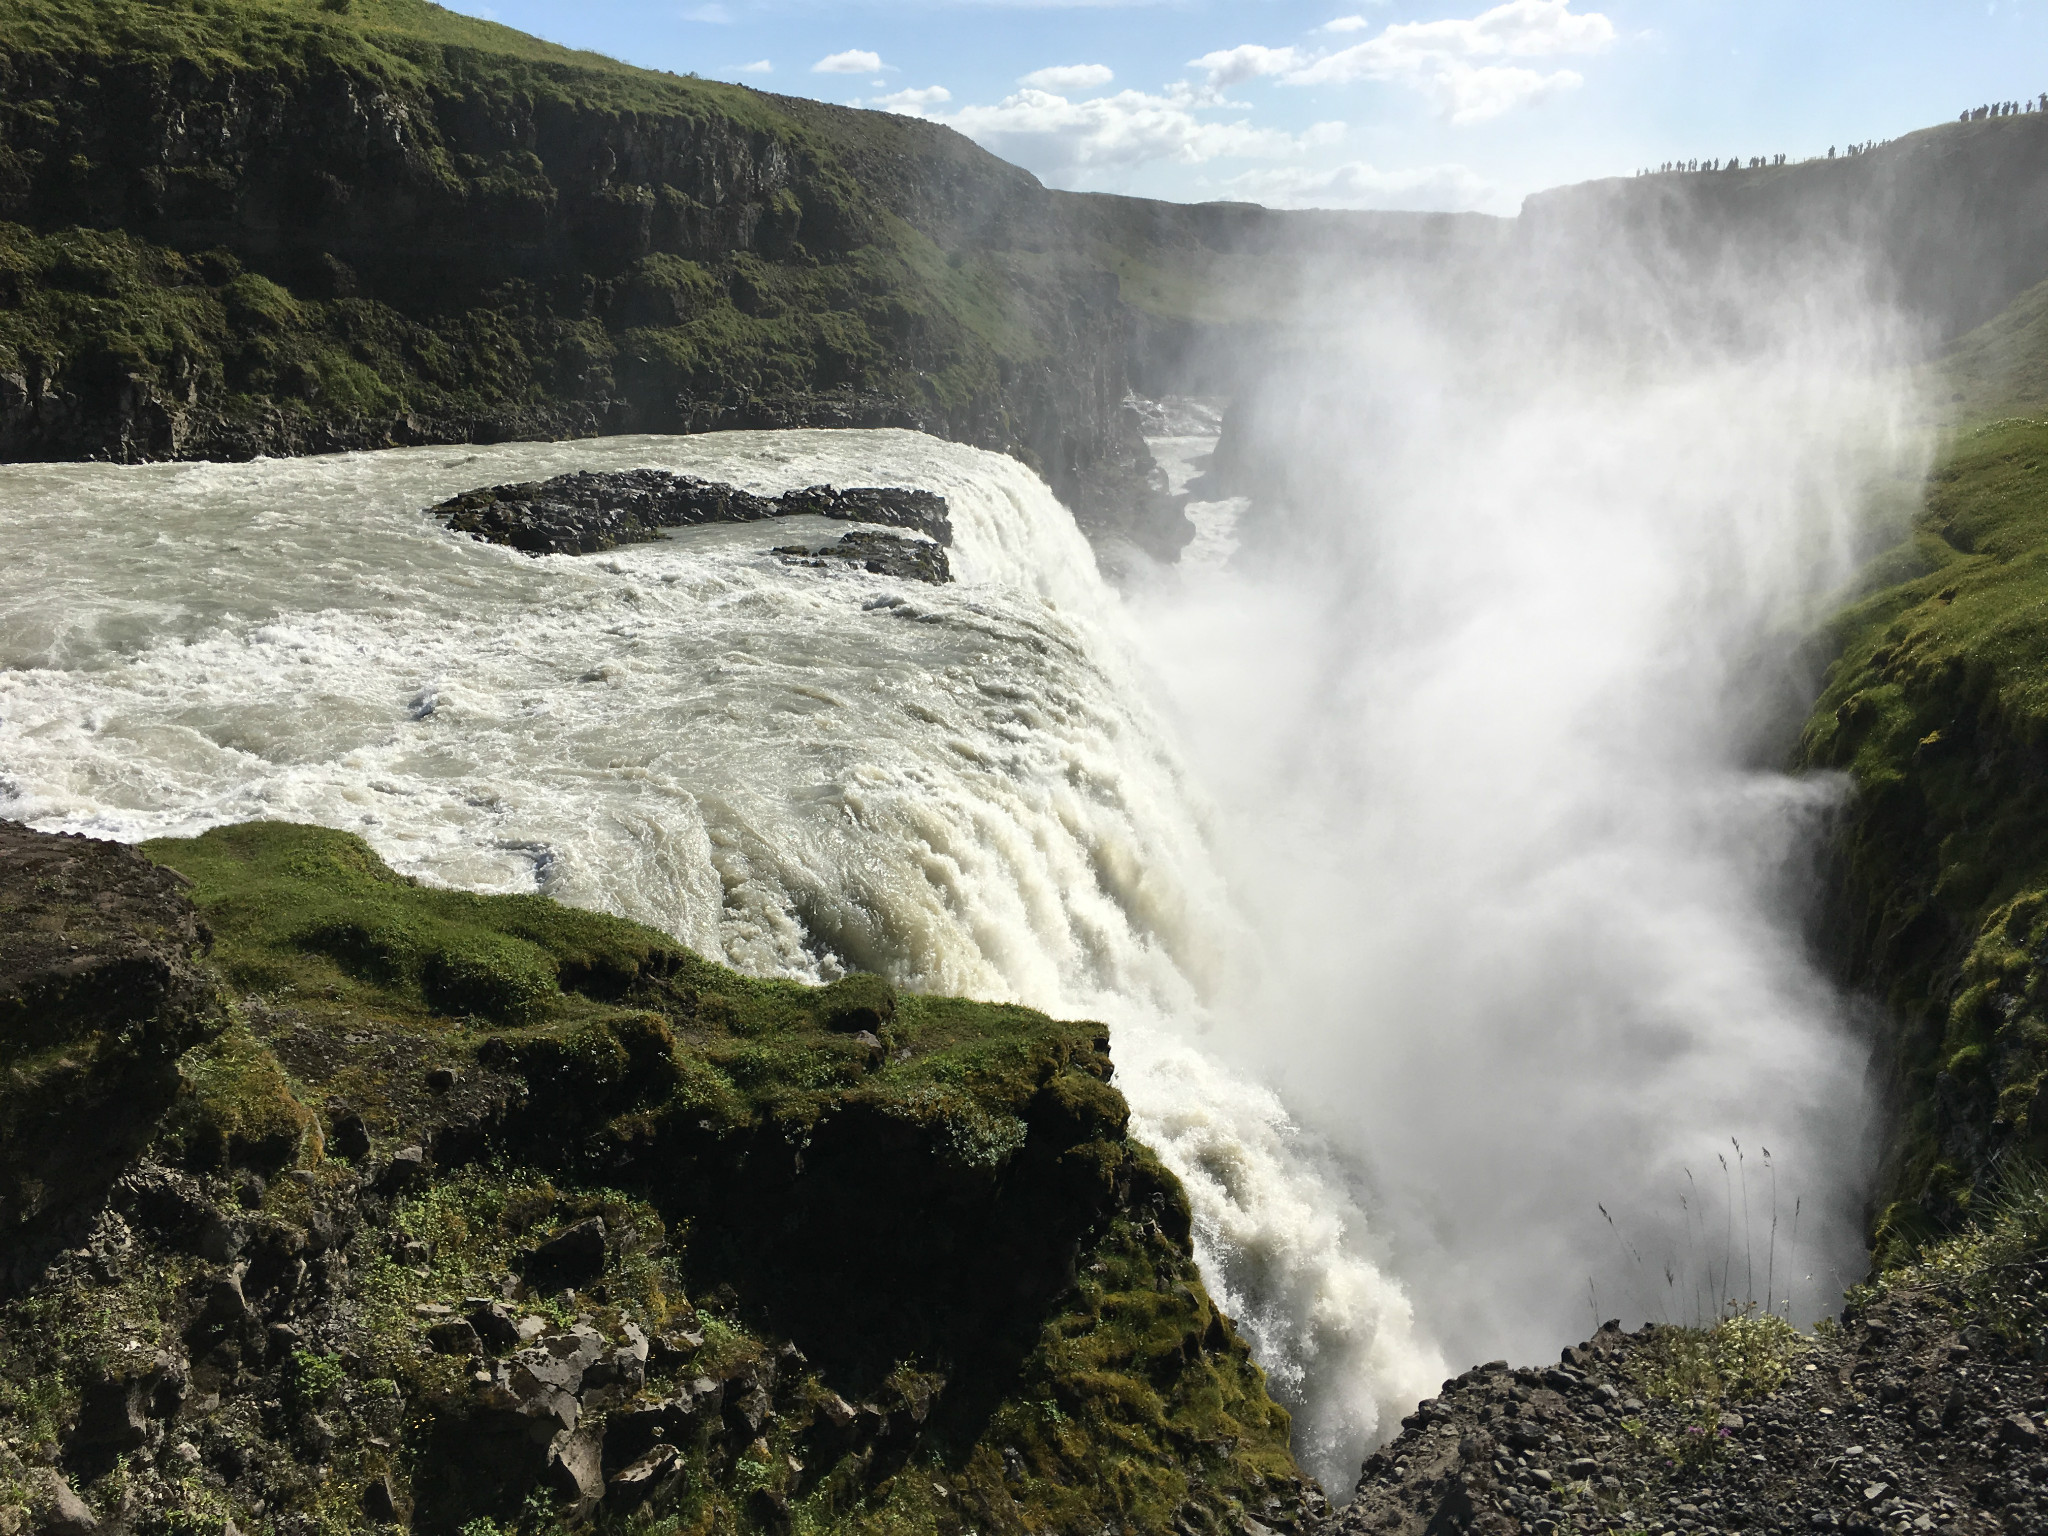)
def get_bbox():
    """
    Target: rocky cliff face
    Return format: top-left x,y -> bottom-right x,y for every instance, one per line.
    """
0,818 -> 1314,1536
0,0 -> 1200,551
